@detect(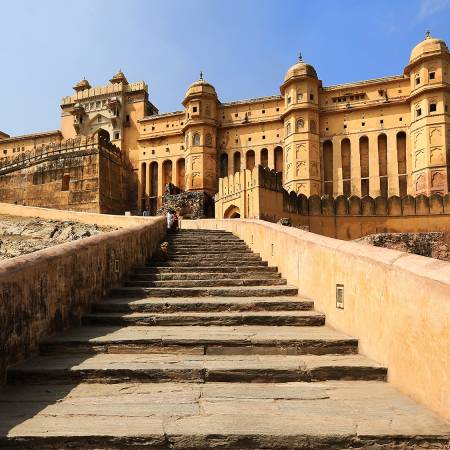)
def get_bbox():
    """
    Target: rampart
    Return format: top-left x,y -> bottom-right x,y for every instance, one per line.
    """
0,132 -> 131,214
215,166 -> 450,239
0,205 -> 166,385
182,218 -> 450,422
